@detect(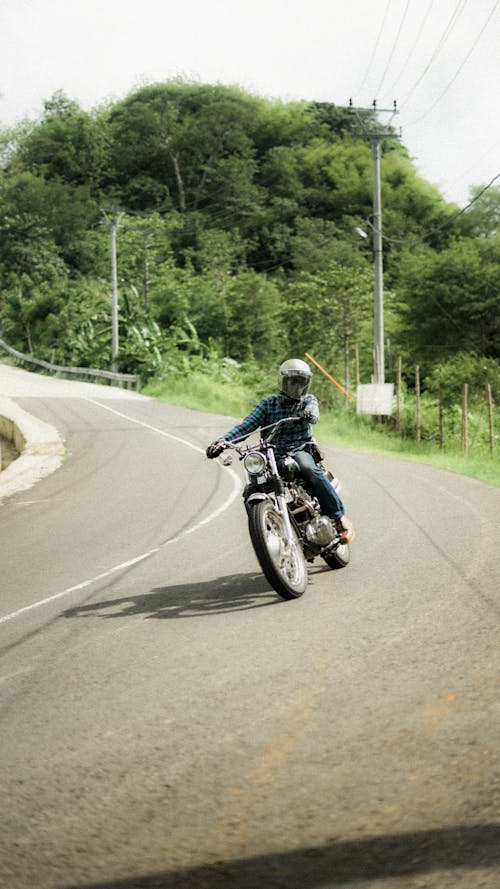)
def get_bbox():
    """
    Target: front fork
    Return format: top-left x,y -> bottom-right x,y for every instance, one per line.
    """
244,451 -> 297,547
267,450 -> 296,546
